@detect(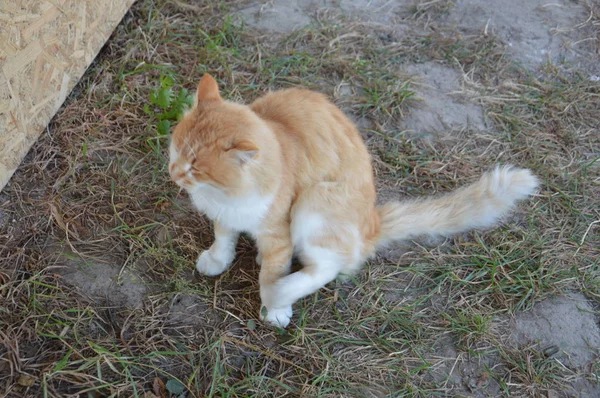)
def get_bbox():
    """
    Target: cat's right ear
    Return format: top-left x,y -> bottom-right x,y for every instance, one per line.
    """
196,74 -> 222,103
